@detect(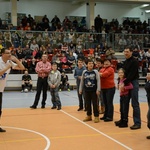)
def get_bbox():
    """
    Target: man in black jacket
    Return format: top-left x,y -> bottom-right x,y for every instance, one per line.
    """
119,47 -> 141,130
